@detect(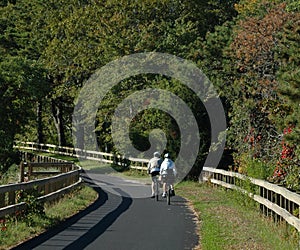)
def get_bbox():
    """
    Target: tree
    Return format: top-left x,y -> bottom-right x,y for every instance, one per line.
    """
0,1 -> 49,171
0,57 -> 48,171
215,0 -> 300,190
228,2 -> 290,167
274,12 -> 300,190
276,12 -> 300,151
0,0 -> 238,178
